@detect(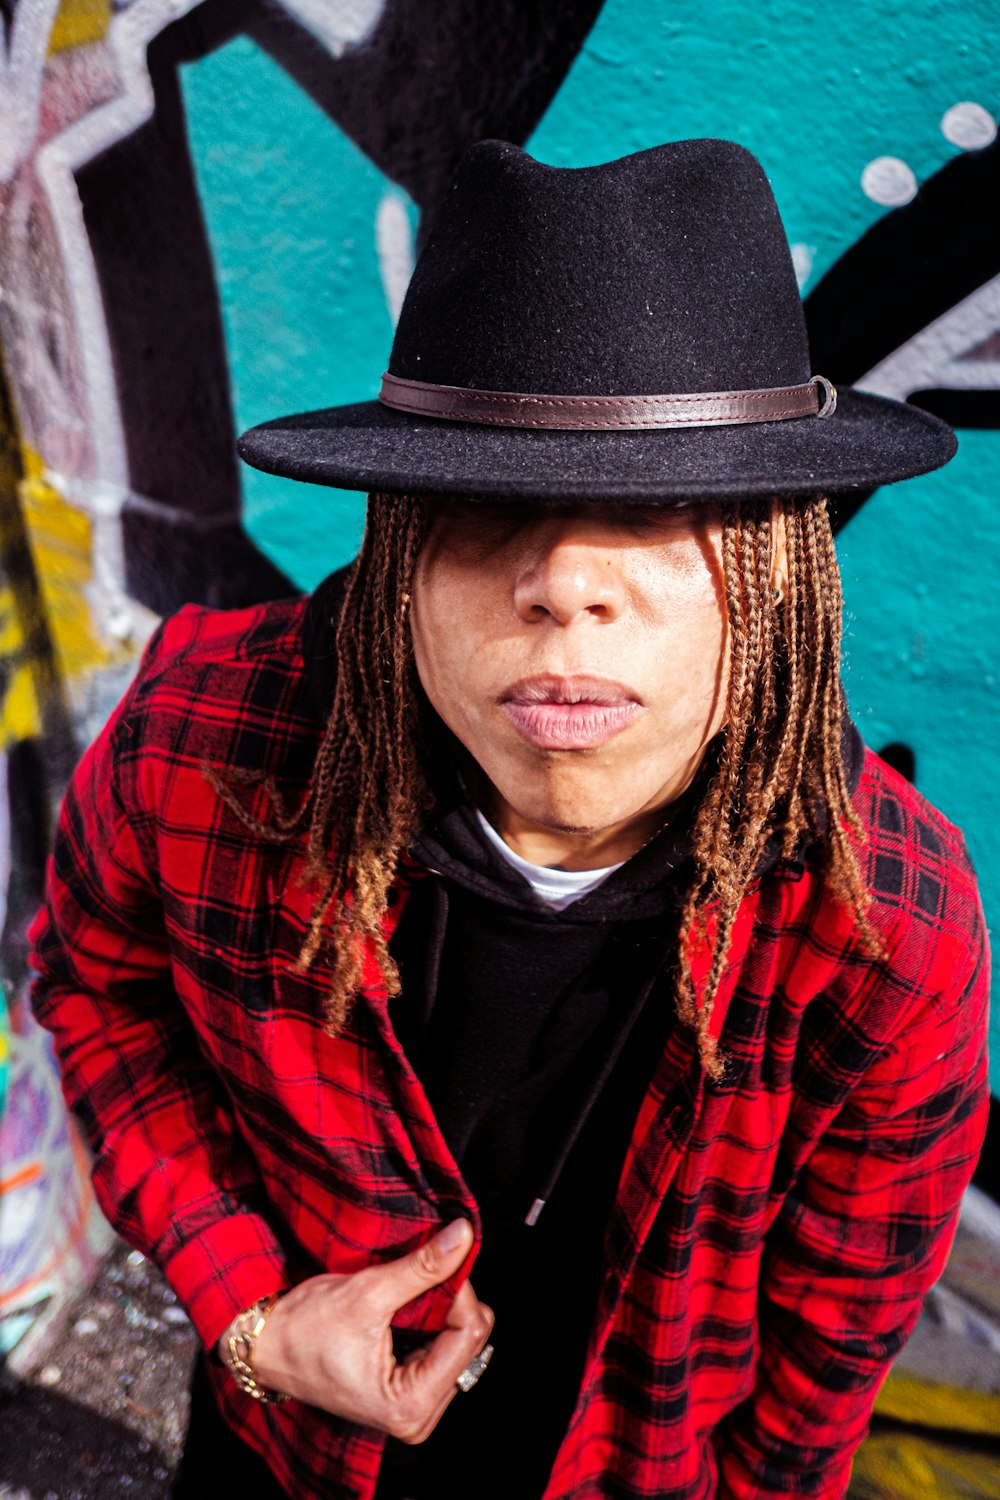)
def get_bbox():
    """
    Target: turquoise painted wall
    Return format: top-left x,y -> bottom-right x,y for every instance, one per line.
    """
183,39 -> 405,580
179,0 -> 999,1085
